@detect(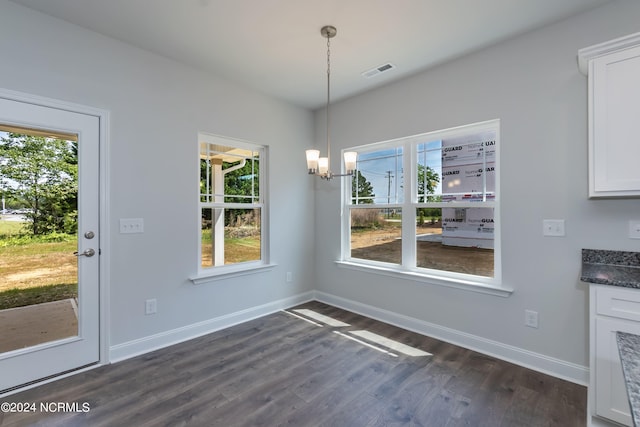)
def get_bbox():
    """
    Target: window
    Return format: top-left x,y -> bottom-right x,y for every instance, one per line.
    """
342,120 -> 502,290
198,133 -> 267,277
